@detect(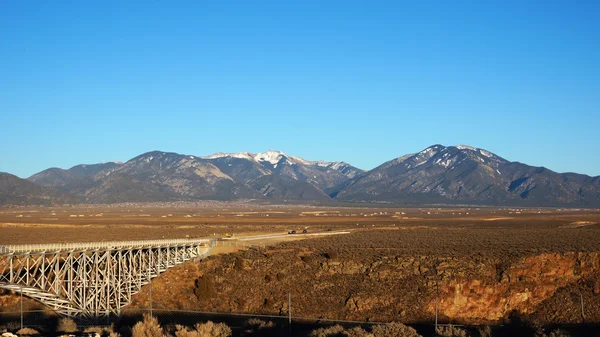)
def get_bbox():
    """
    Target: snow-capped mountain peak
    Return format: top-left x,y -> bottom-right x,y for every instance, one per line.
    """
453,145 -> 503,163
203,150 -> 290,165
204,152 -> 255,160
254,150 -> 287,165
